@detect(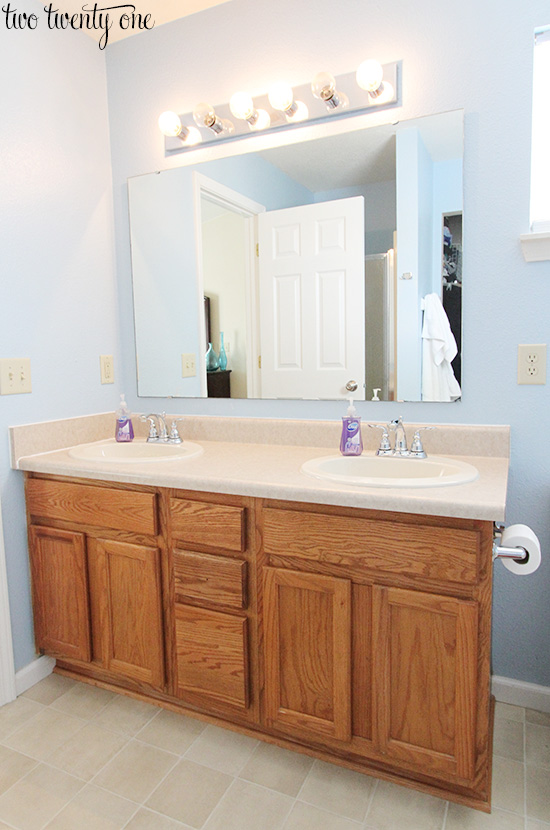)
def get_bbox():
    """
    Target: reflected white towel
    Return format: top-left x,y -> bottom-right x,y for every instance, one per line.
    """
421,293 -> 461,401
